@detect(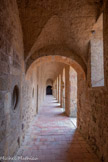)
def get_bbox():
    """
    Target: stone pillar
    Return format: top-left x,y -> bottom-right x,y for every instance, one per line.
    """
65,66 -> 77,117
55,79 -> 58,99
69,67 -> 77,117
58,74 -> 61,104
62,68 -> 65,109
53,80 -> 57,98
52,82 -> 55,97
65,65 -> 70,116
57,77 -> 59,102
55,80 -> 57,99
104,2 -> 108,88
60,73 -> 63,107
